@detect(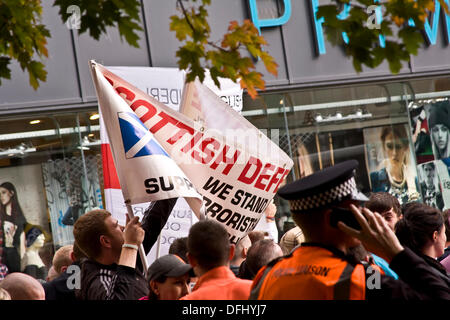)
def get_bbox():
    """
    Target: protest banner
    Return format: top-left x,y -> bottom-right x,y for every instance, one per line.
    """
98,66 -> 243,261
91,61 -> 293,247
